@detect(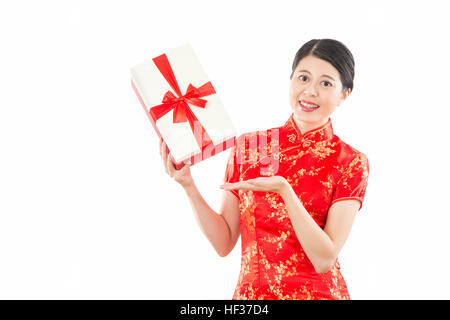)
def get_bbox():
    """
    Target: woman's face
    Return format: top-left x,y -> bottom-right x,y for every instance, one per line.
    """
289,55 -> 350,132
